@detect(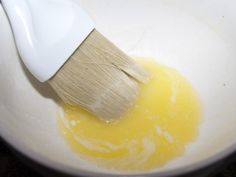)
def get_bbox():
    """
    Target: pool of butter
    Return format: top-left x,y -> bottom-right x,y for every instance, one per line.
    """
58,58 -> 201,171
